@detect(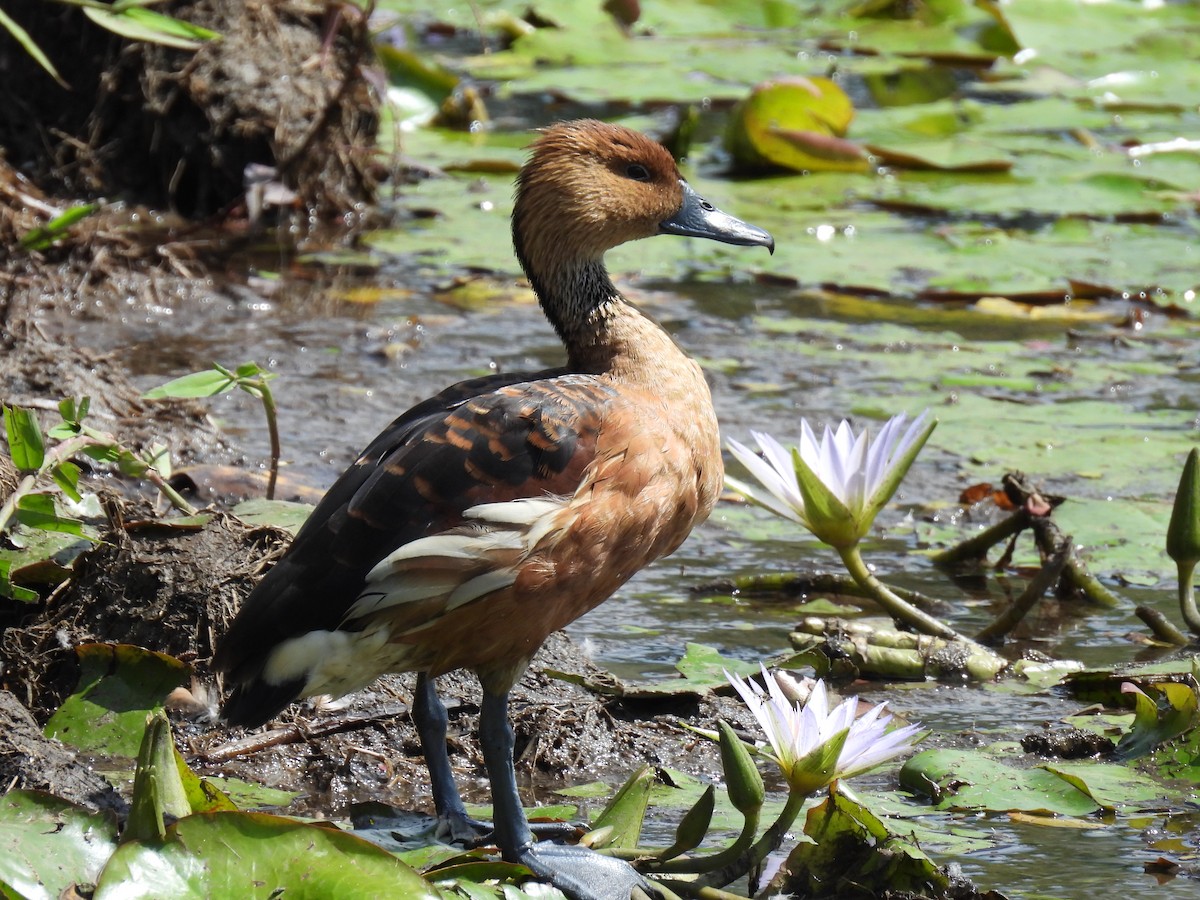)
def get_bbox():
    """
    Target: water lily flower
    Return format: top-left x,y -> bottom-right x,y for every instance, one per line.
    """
727,666 -> 921,796
726,411 -> 935,551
